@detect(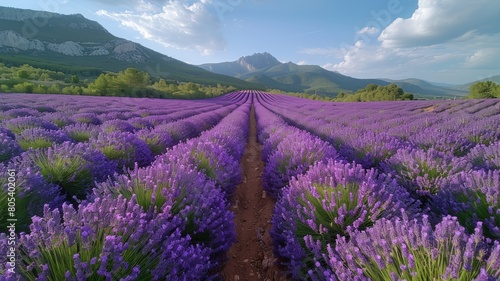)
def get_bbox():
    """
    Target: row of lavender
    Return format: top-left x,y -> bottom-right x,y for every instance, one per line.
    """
253,91 -> 500,280
0,93 -> 247,232
1,92 -> 251,280
0,93 -> 245,162
258,92 -> 500,235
